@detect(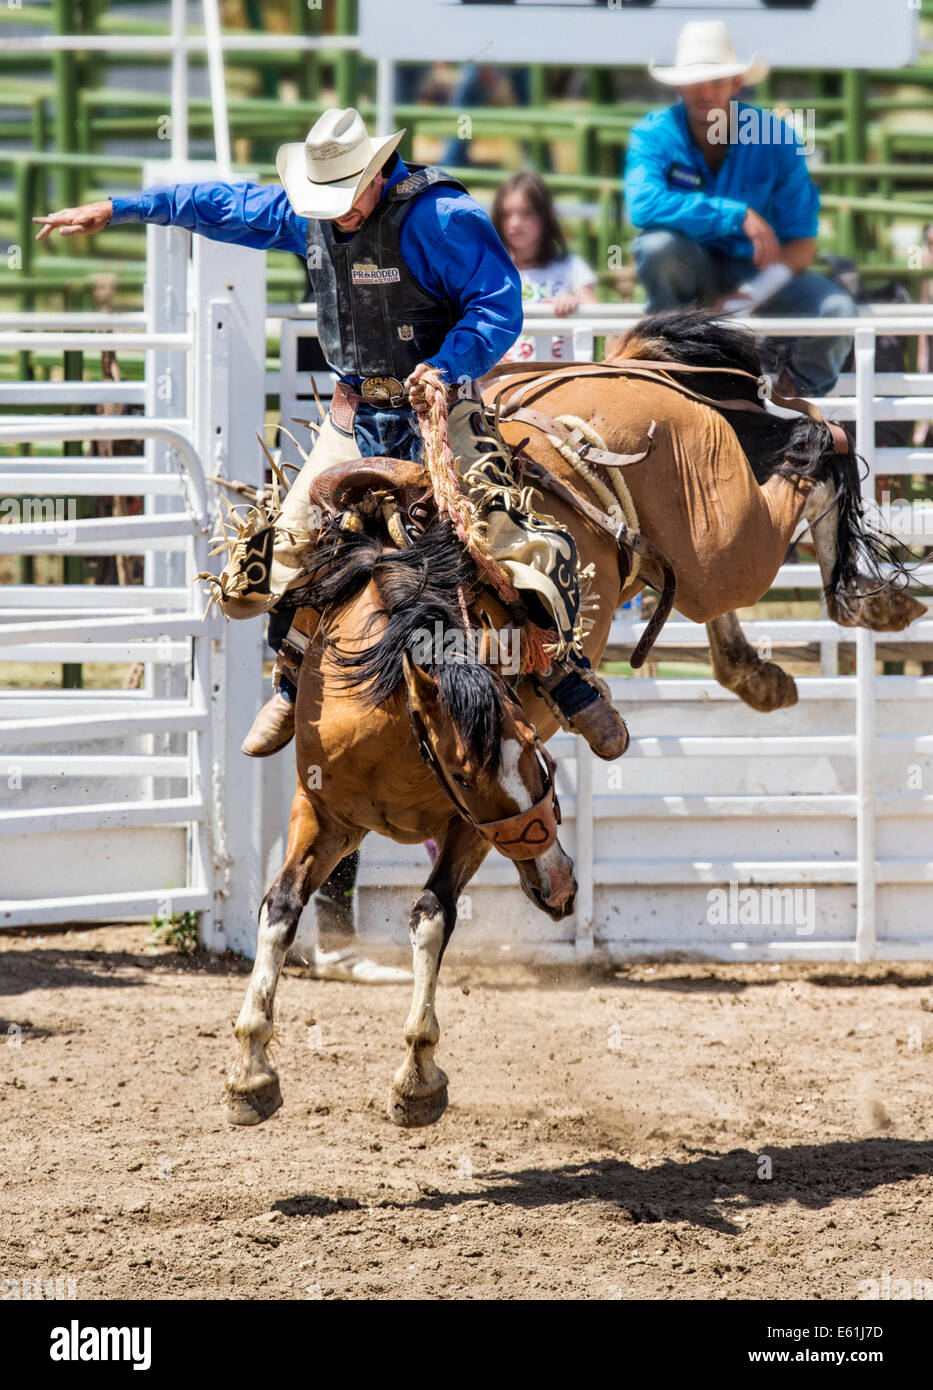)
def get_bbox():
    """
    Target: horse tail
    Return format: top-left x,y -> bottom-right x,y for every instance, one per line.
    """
820,440 -> 913,598
606,307 -> 765,384
608,309 -> 914,599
